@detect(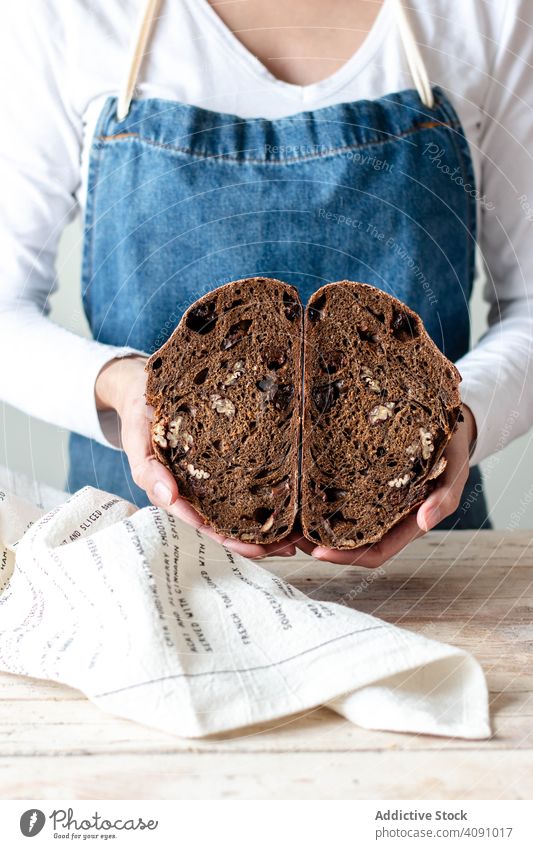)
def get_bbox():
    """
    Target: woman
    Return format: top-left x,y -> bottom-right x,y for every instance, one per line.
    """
1,0 -> 532,565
